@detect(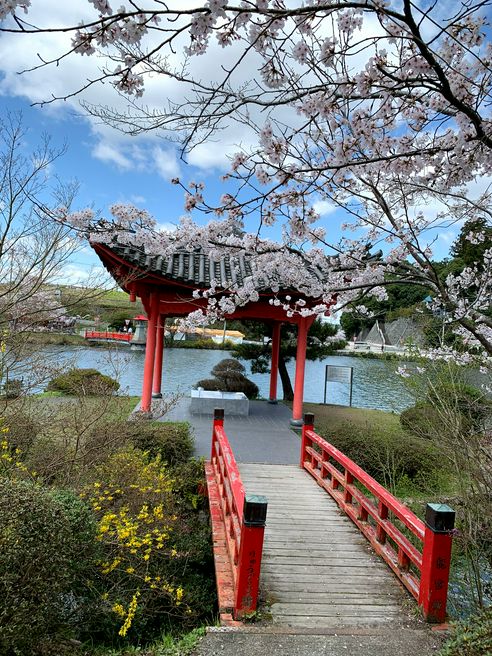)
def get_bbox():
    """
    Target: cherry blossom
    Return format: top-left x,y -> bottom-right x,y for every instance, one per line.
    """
1,1 -> 491,363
